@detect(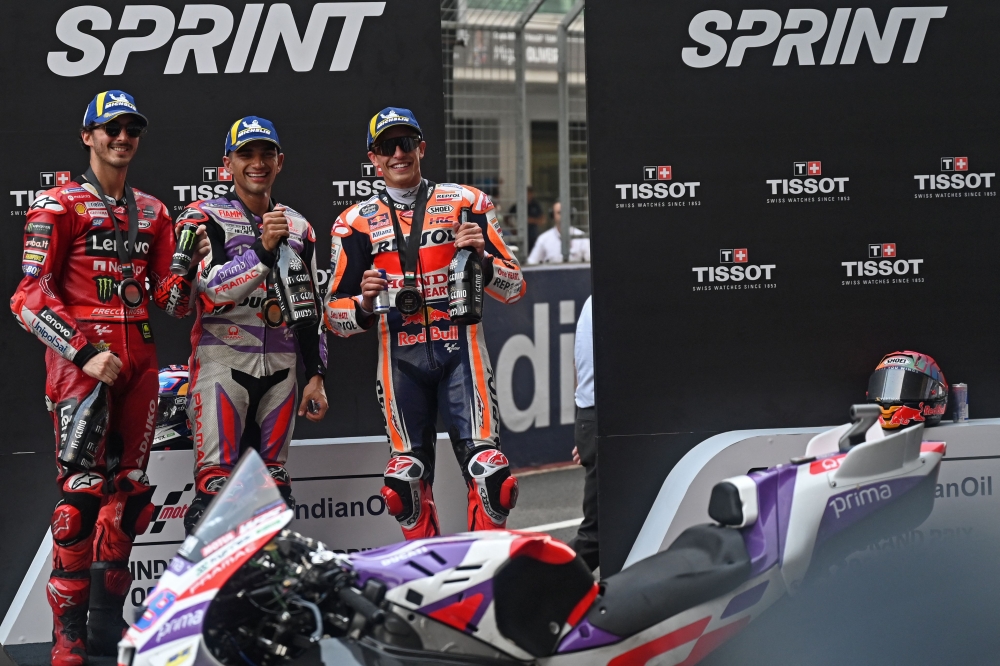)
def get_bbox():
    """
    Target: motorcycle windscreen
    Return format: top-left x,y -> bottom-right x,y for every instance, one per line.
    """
178,450 -> 286,563
867,367 -> 944,403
